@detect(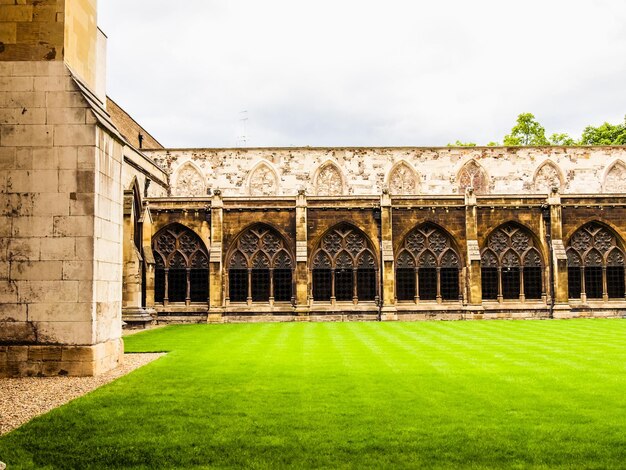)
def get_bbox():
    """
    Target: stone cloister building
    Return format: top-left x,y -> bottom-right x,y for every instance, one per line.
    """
1,0 -> 626,377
